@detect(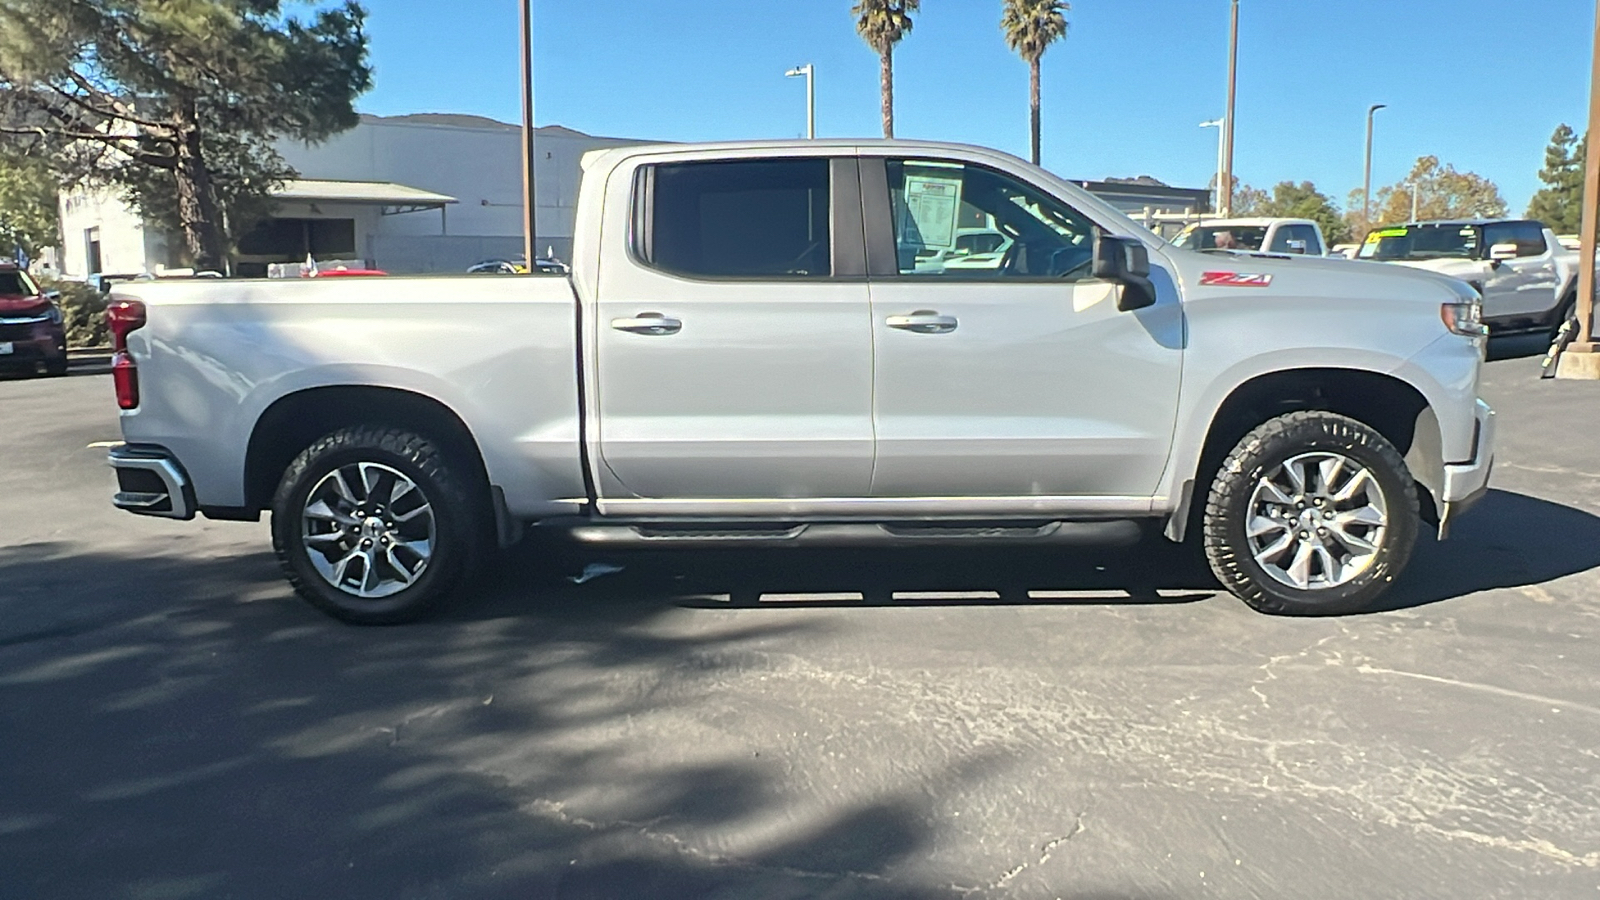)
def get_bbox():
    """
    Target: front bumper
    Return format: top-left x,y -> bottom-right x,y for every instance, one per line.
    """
0,320 -> 67,370
1437,399 -> 1495,537
108,443 -> 196,520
